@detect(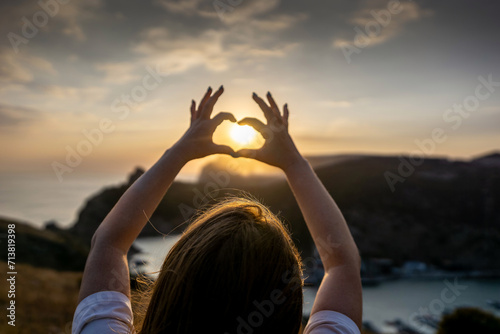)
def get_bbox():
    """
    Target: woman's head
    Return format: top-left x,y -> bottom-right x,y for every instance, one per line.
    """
138,197 -> 303,334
